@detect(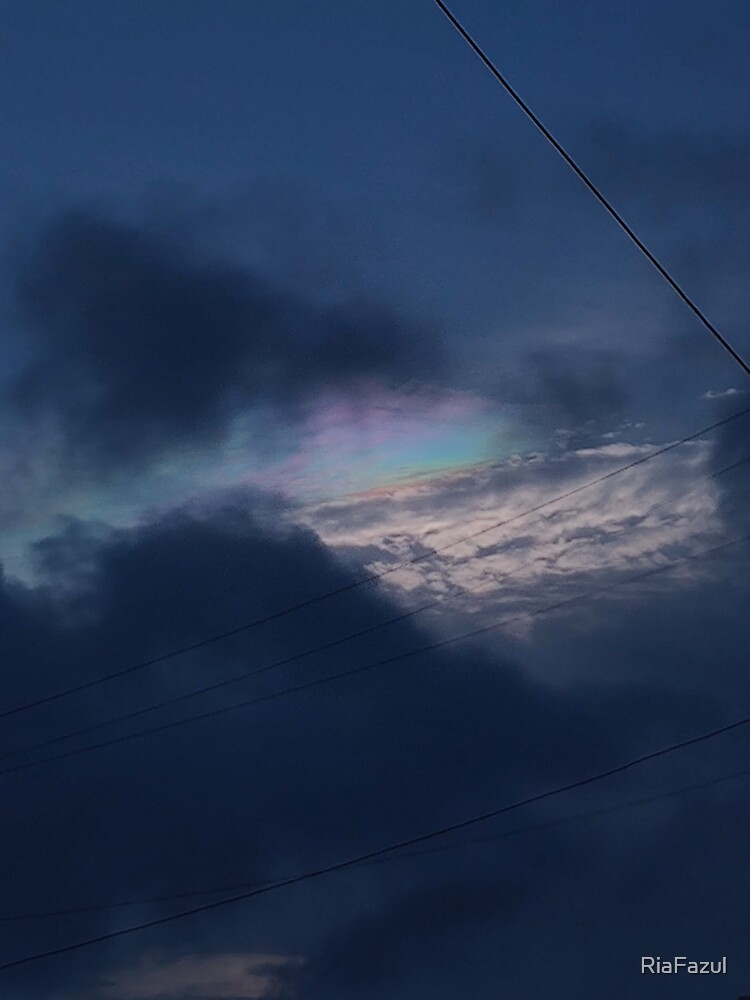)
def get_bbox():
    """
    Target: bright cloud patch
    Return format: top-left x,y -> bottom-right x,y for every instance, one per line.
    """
299,438 -> 734,639
701,387 -> 744,400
